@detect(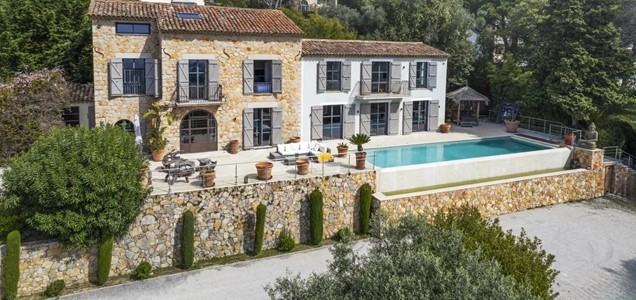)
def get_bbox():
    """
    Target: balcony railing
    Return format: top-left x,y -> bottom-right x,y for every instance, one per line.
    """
354,80 -> 410,100
177,85 -> 223,106
254,82 -> 272,94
